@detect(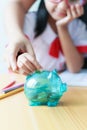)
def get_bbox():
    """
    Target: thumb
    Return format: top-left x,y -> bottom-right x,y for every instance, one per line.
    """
9,46 -> 18,71
26,43 -> 36,58
26,42 -> 42,69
